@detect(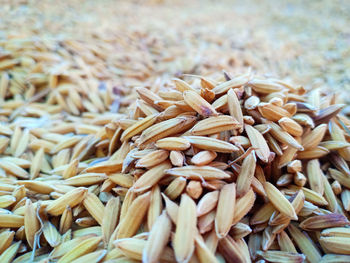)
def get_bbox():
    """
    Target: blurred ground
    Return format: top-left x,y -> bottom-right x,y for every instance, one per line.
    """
1,0 -> 349,94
